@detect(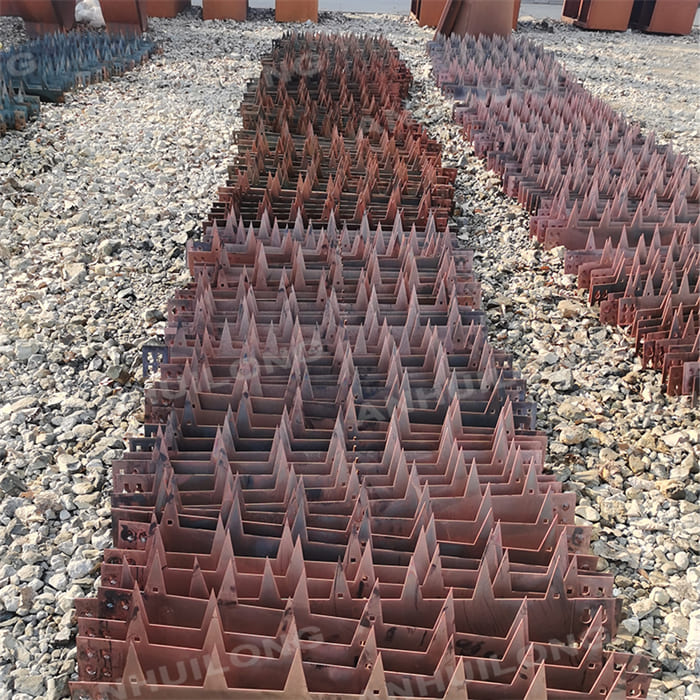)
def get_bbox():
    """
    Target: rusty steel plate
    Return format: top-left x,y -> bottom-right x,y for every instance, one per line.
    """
71,33 -> 651,700
430,32 -> 699,396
